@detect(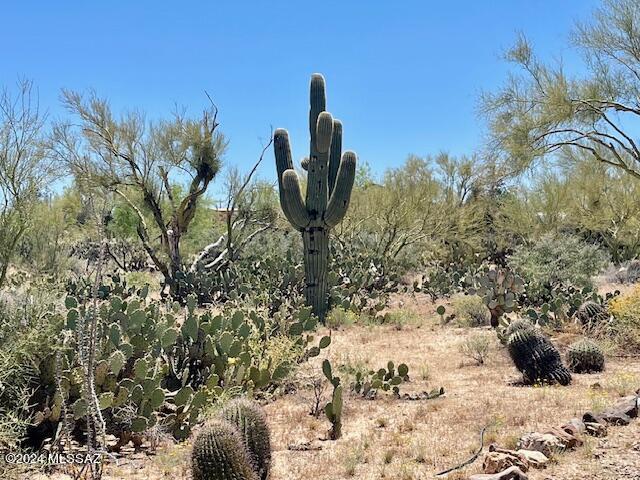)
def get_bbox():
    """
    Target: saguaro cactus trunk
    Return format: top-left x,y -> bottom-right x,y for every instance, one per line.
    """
274,74 -> 357,322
